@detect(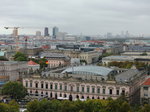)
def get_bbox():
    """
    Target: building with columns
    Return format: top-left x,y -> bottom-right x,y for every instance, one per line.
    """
23,66 -> 147,102
23,74 -> 129,101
